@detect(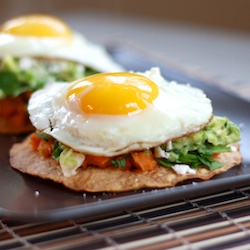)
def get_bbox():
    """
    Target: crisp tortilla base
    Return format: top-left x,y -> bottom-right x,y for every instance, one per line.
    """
10,137 -> 242,192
